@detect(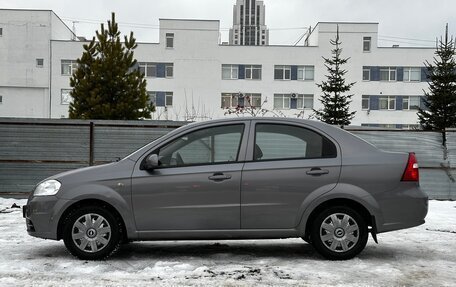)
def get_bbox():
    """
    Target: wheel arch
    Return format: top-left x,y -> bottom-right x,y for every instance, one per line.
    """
57,199 -> 128,242
301,197 -> 375,240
